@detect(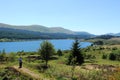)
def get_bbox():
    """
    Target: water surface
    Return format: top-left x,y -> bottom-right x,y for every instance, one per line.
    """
0,39 -> 92,53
